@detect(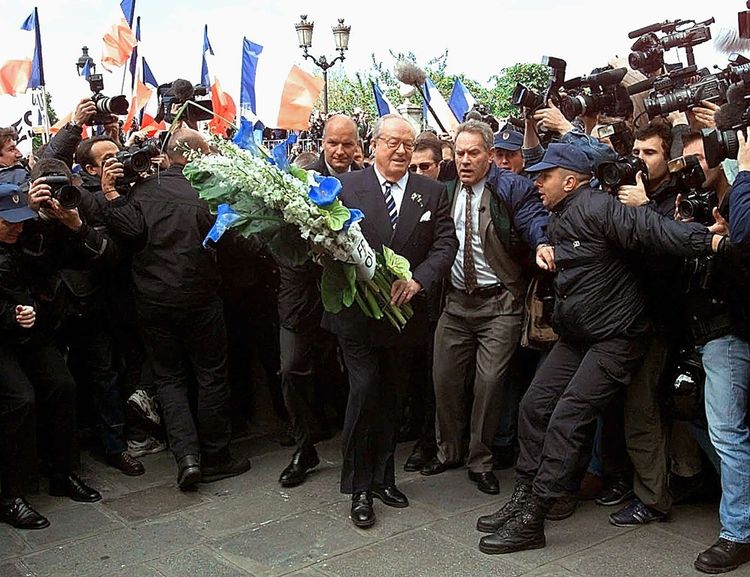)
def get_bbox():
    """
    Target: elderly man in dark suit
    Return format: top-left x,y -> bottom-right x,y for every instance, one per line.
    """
278,115 -> 362,488
323,114 -> 458,528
